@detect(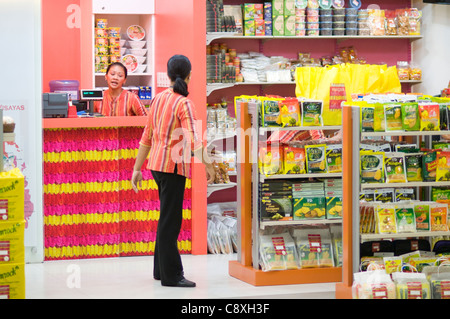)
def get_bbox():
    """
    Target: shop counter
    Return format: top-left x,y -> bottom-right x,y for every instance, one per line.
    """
42,117 -> 193,260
